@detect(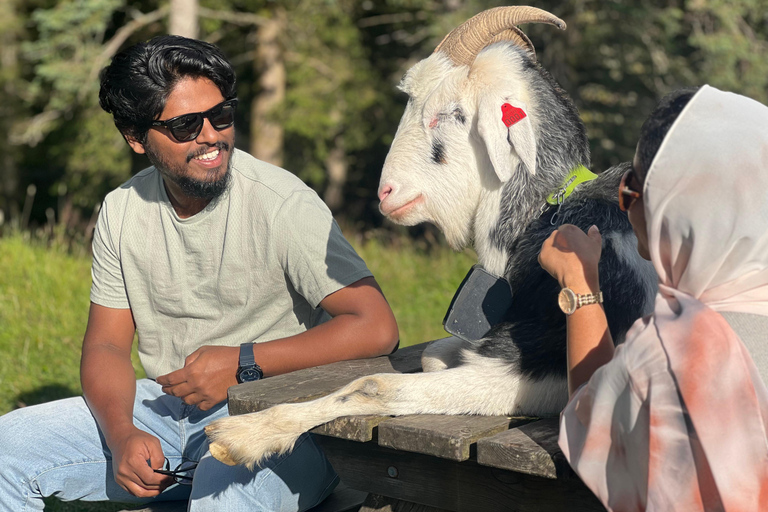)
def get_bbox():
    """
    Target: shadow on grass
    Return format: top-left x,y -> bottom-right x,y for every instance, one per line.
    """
15,384 -> 81,409
44,498 -> 134,512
